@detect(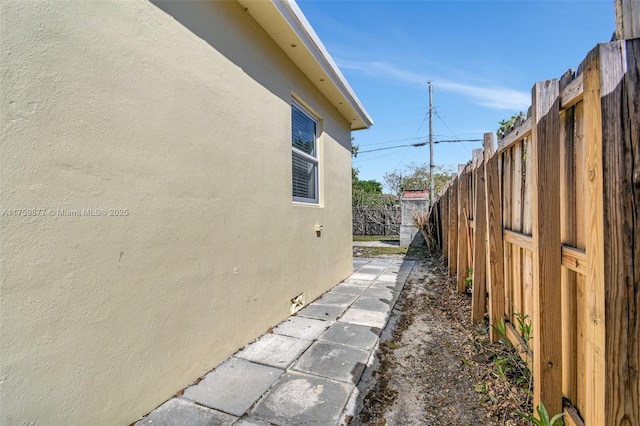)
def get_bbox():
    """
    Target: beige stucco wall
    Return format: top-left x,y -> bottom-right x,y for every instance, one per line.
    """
0,1 -> 355,424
